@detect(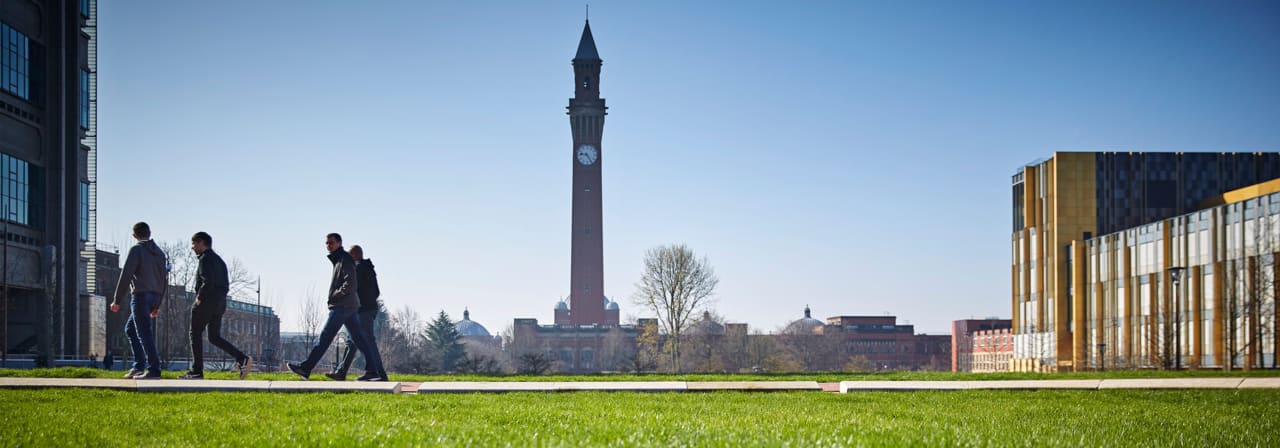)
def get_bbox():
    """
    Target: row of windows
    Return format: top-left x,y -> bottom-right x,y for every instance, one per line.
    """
79,182 -> 88,241
1,23 -> 29,100
557,348 -> 594,370
80,70 -> 90,129
1,153 -> 30,225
